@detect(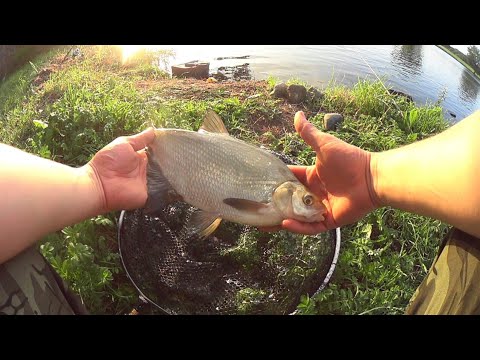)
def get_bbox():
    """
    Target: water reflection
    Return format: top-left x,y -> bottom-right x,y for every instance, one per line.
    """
391,45 -> 424,76
459,68 -> 479,103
